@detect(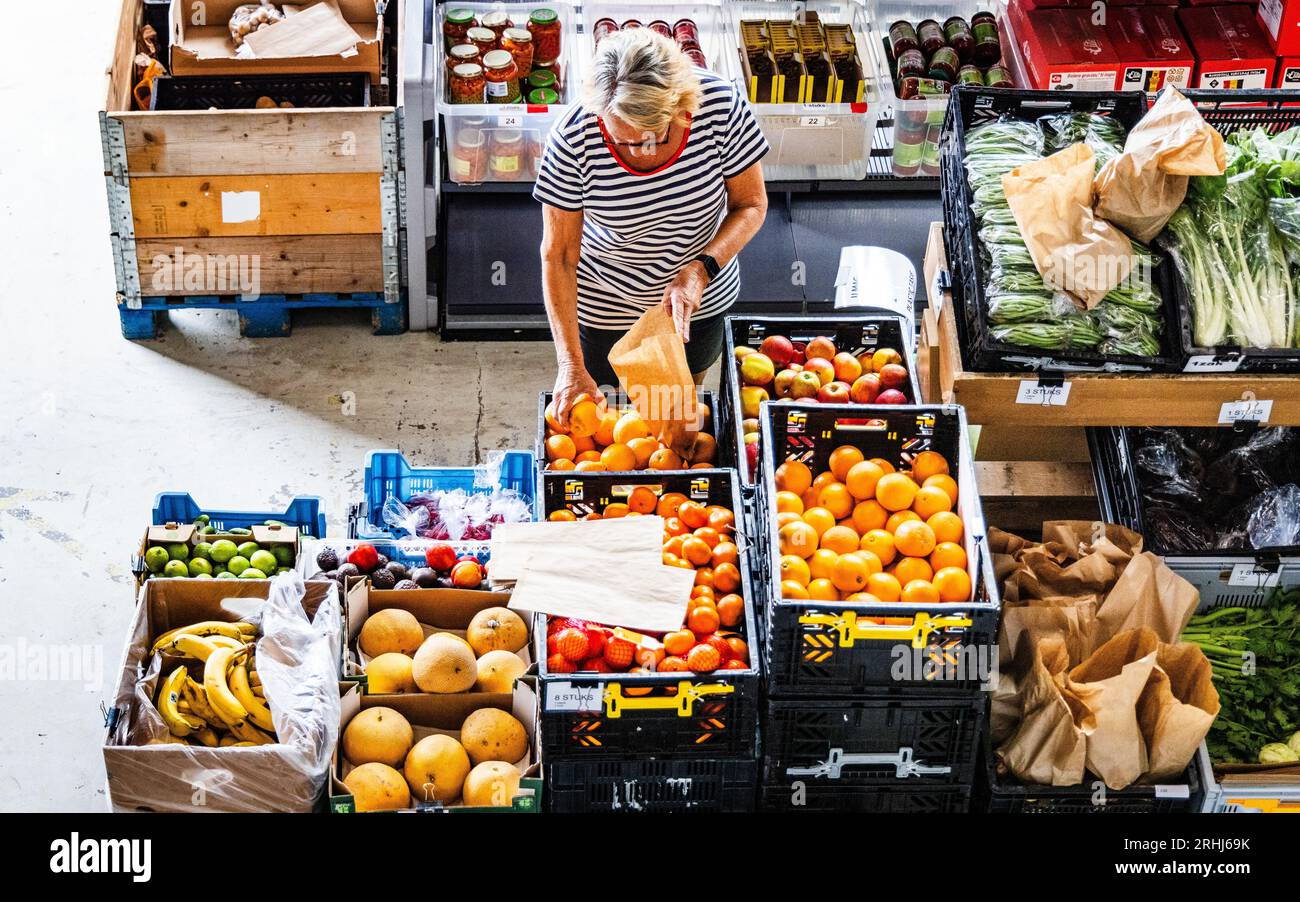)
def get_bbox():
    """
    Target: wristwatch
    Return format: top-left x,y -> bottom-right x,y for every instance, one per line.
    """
691,253 -> 720,283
